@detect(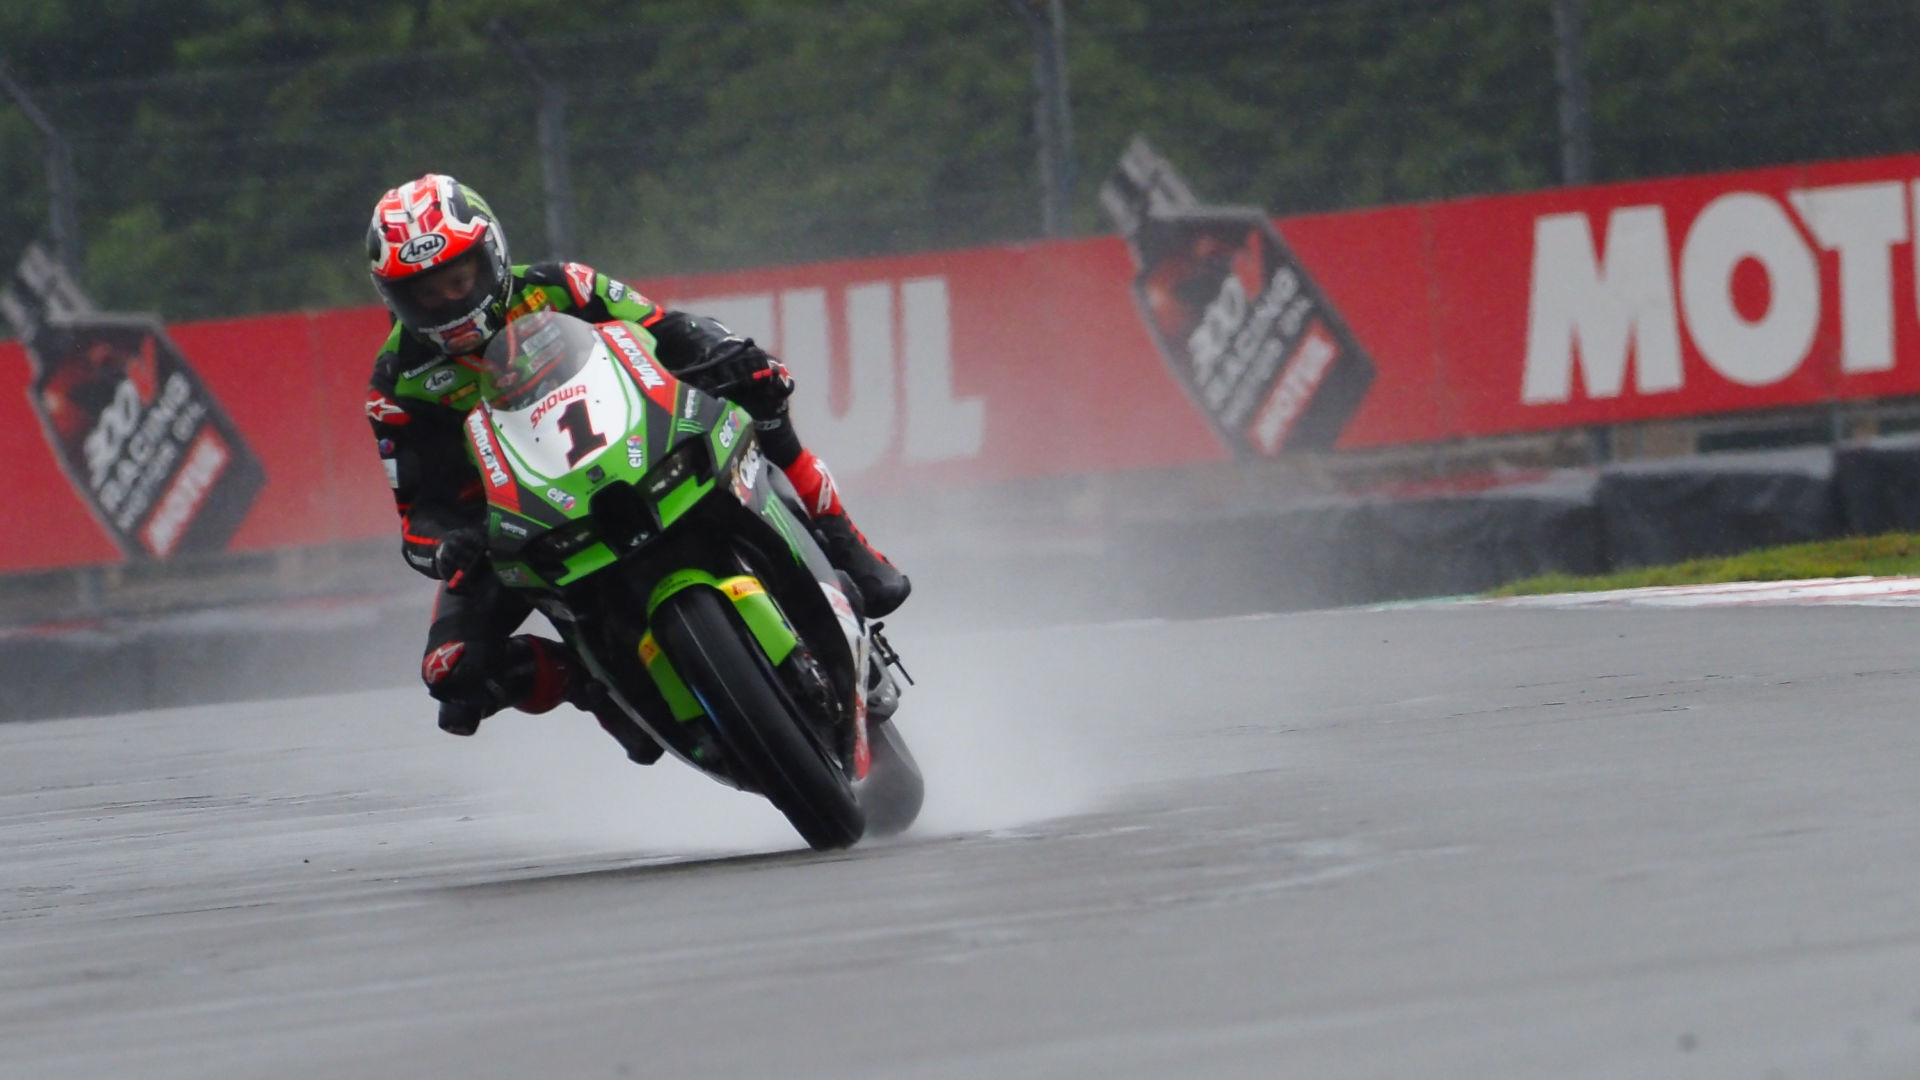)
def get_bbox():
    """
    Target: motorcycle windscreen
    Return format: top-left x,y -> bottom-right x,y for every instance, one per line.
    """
482,312 -> 638,480
480,309 -> 600,407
